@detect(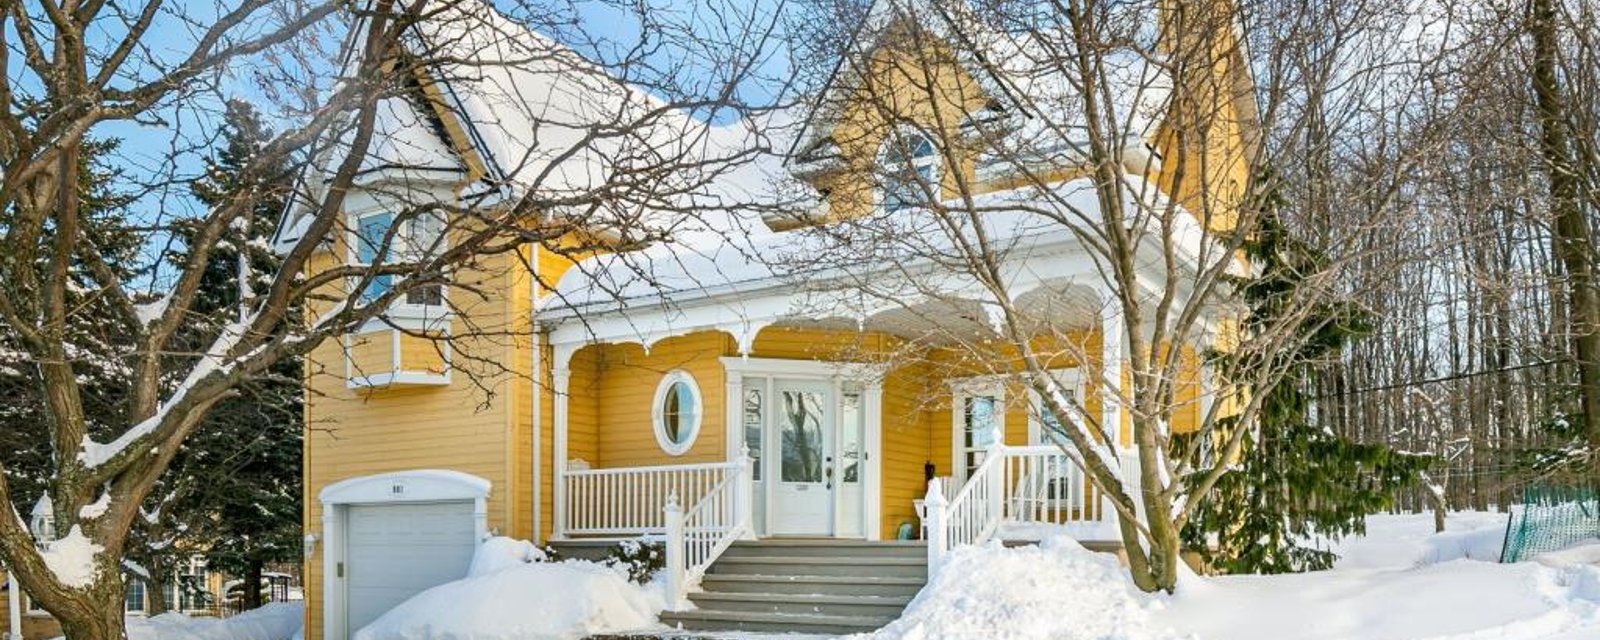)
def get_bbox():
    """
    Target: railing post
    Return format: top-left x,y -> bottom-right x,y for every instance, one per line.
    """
987,442 -> 1006,526
924,477 -> 947,573
735,444 -> 755,540
664,494 -> 686,610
